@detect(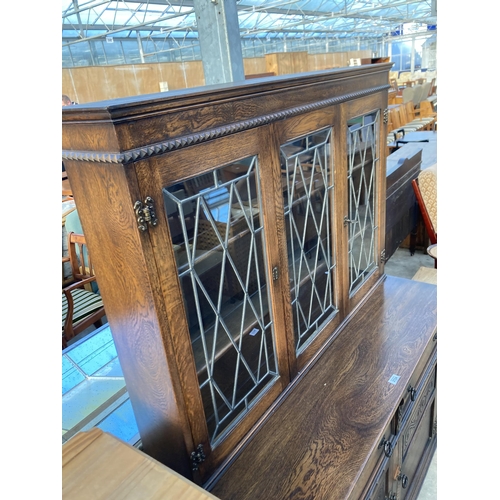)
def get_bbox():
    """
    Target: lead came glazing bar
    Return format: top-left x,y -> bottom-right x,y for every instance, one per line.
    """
163,157 -> 278,445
